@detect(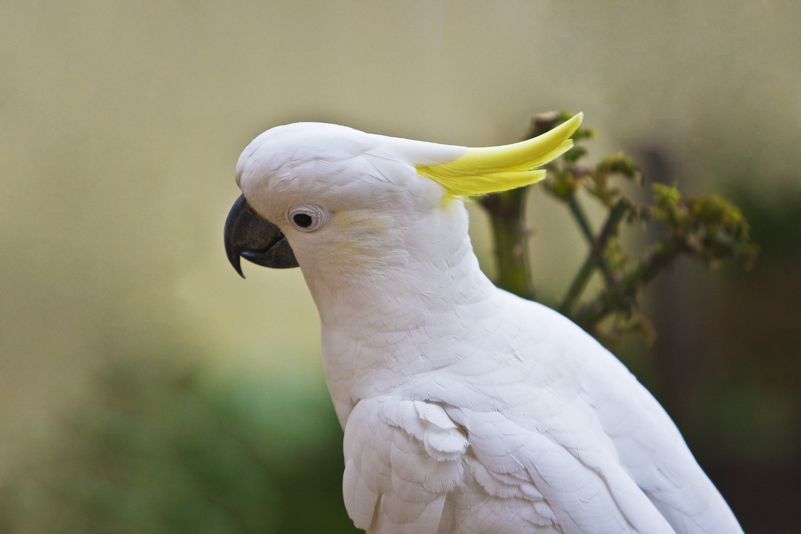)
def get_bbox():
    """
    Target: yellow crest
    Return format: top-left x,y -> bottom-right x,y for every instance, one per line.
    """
416,113 -> 583,196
